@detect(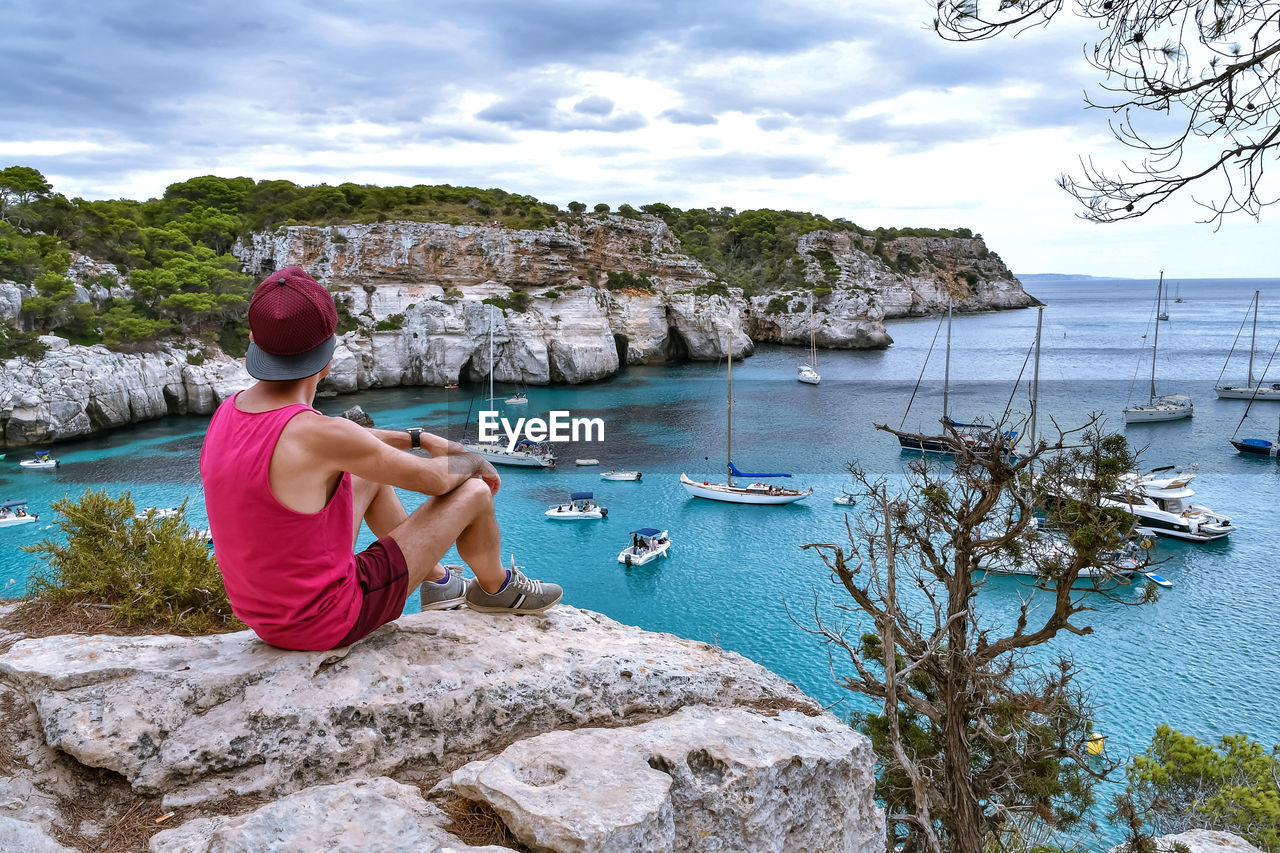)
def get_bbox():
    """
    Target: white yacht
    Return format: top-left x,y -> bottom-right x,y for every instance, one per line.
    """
1103,466 -> 1235,542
